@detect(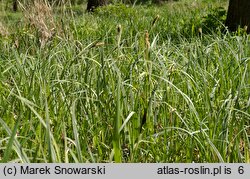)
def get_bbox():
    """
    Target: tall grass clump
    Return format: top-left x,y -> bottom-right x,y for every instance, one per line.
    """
0,0 -> 249,163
